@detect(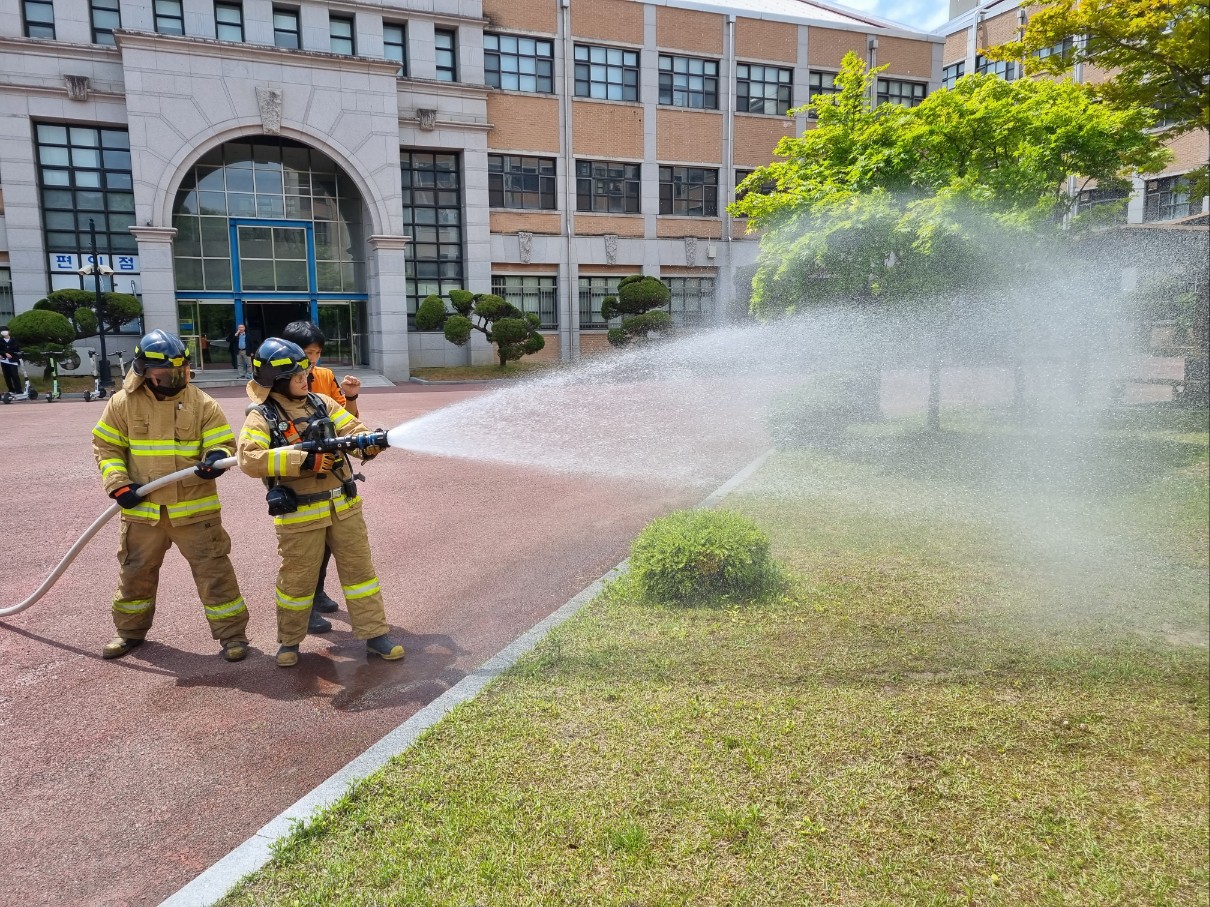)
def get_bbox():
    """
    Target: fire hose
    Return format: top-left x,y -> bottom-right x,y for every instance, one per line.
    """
0,430 -> 388,619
